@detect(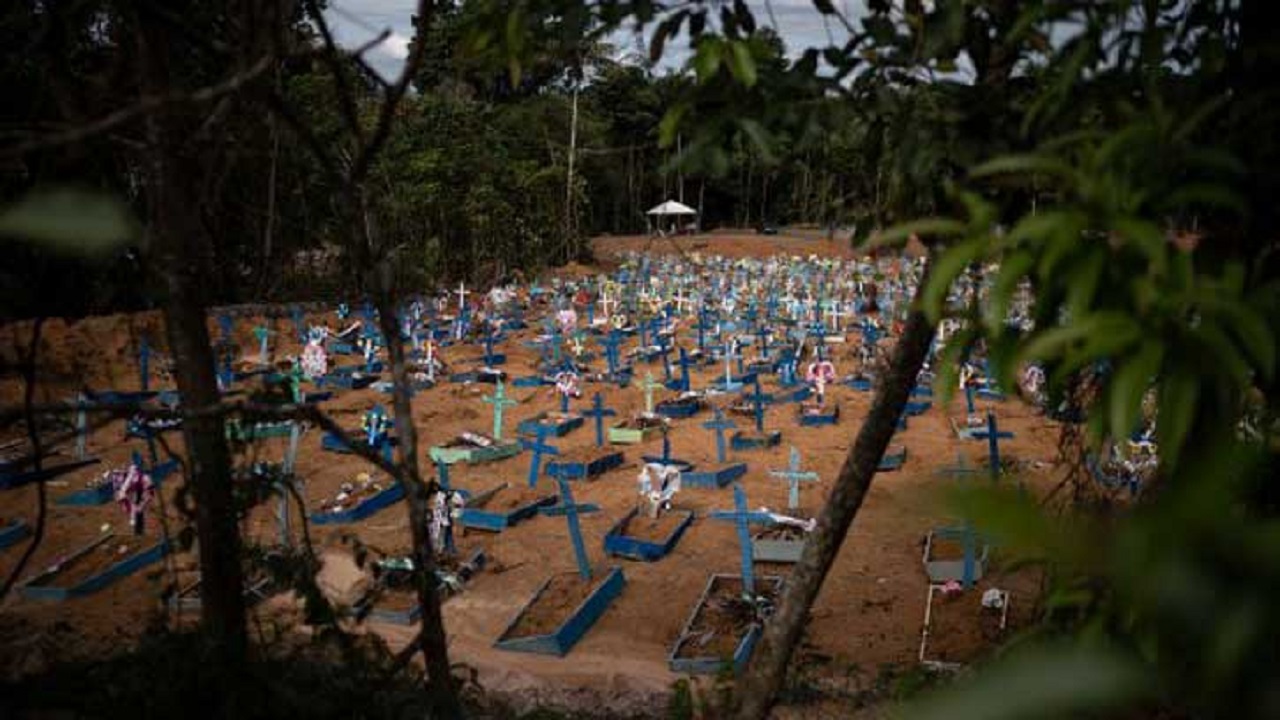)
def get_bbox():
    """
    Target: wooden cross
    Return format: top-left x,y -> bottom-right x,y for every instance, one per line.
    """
722,339 -> 741,390
668,347 -> 694,392
483,328 -> 501,365
985,412 -> 1014,482
550,474 -> 599,580
730,483 -> 756,594
253,326 -> 272,365
702,409 -> 736,464
519,427 -> 559,488
673,288 -> 690,315
482,380 -> 518,440
641,372 -> 661,415
455,281 -> 470,312
744,375 -> 773,433
581,392 -> 616,448
138,335 -> 150,392
600,331 -> 623,376
770,446 -> 819,509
